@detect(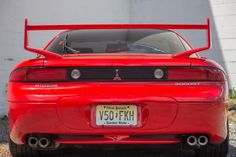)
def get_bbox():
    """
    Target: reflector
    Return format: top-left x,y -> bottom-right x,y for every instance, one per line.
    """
154,69 -> 164,79
71,69 -> 81,79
